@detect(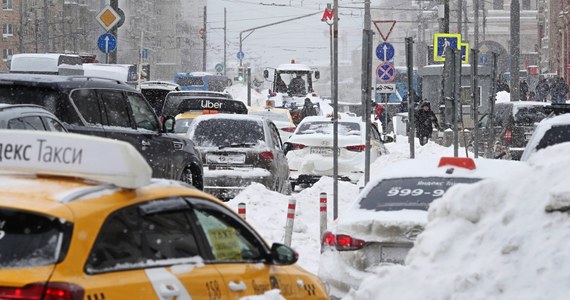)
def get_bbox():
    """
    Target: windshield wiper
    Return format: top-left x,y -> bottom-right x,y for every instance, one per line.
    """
218,143 -> 257,149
